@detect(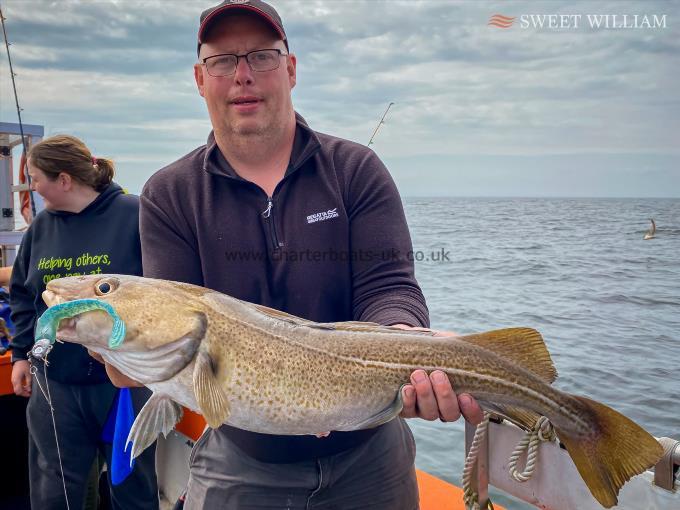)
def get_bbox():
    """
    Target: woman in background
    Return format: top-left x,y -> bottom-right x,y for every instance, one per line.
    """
9,135 -> 158,510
